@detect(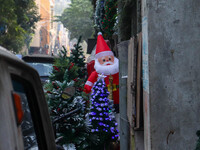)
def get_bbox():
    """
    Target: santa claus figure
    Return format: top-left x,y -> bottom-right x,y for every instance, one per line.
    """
84,32 -> 119,112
